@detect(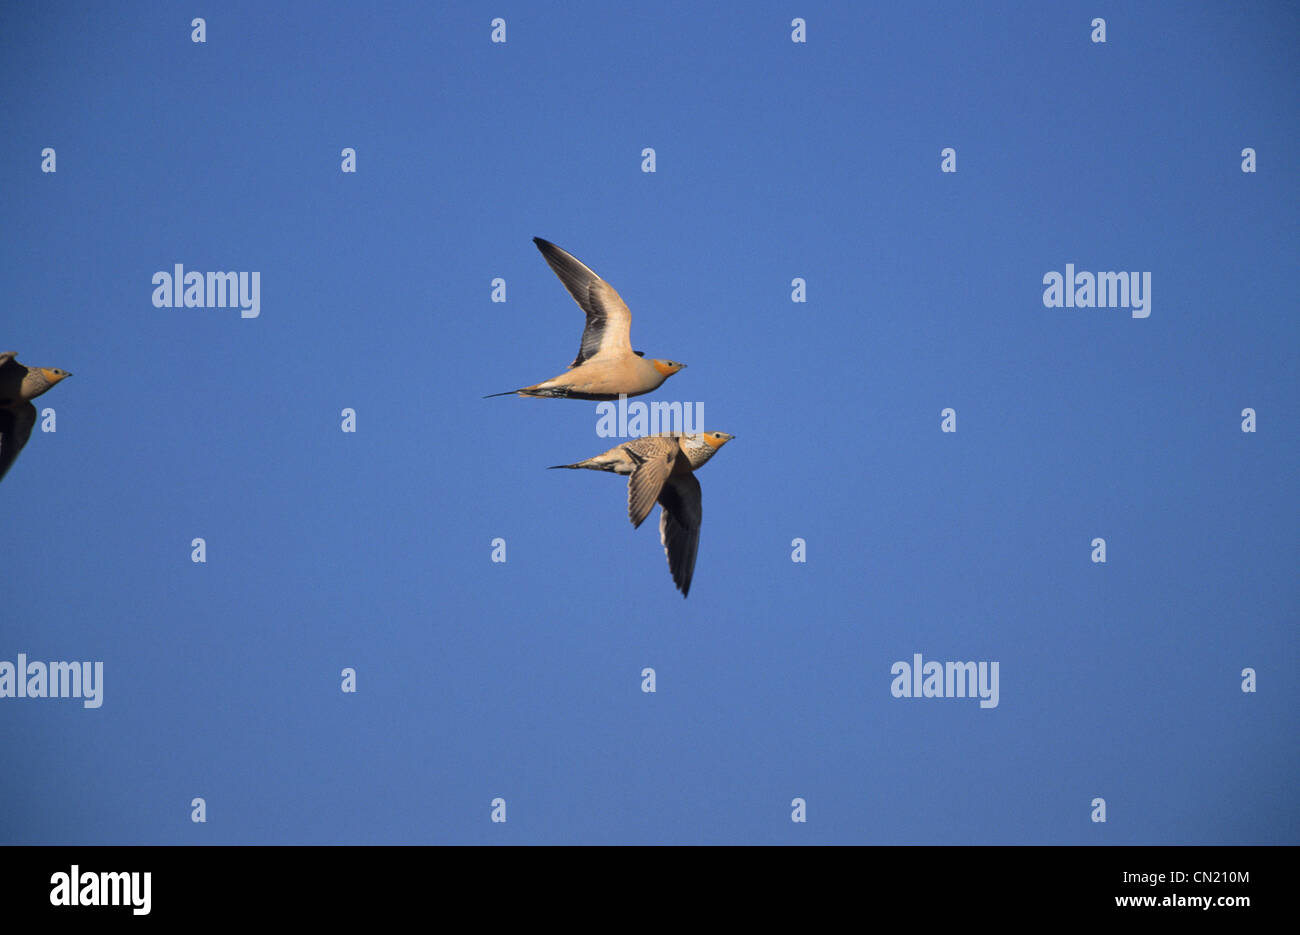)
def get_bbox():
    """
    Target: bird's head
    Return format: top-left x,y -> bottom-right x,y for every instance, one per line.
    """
40,367 -> 72,385
681,431 -> 734,469
651,359 -> 687,377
